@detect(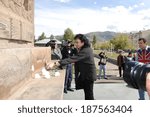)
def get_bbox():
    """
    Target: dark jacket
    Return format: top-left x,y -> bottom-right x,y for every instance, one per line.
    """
117,54 -> 124,67
59,47 -> 97,82
61,47 -> 76,59
98,53 -> 107,65
61,46 -> 69,59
